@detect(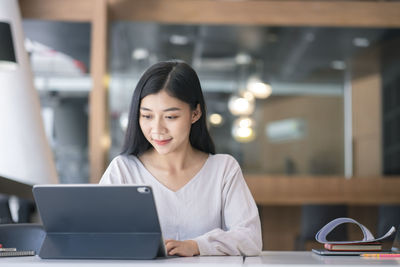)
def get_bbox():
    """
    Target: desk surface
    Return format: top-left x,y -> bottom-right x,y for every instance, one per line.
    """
245,251 -> 400,266
0,255 -> 243,266
1,252 -> 399,266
